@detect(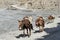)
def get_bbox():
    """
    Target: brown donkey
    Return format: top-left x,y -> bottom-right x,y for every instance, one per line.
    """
35,16 -> 45,32
47,15 -> 55,24
18,18 -> 32,37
